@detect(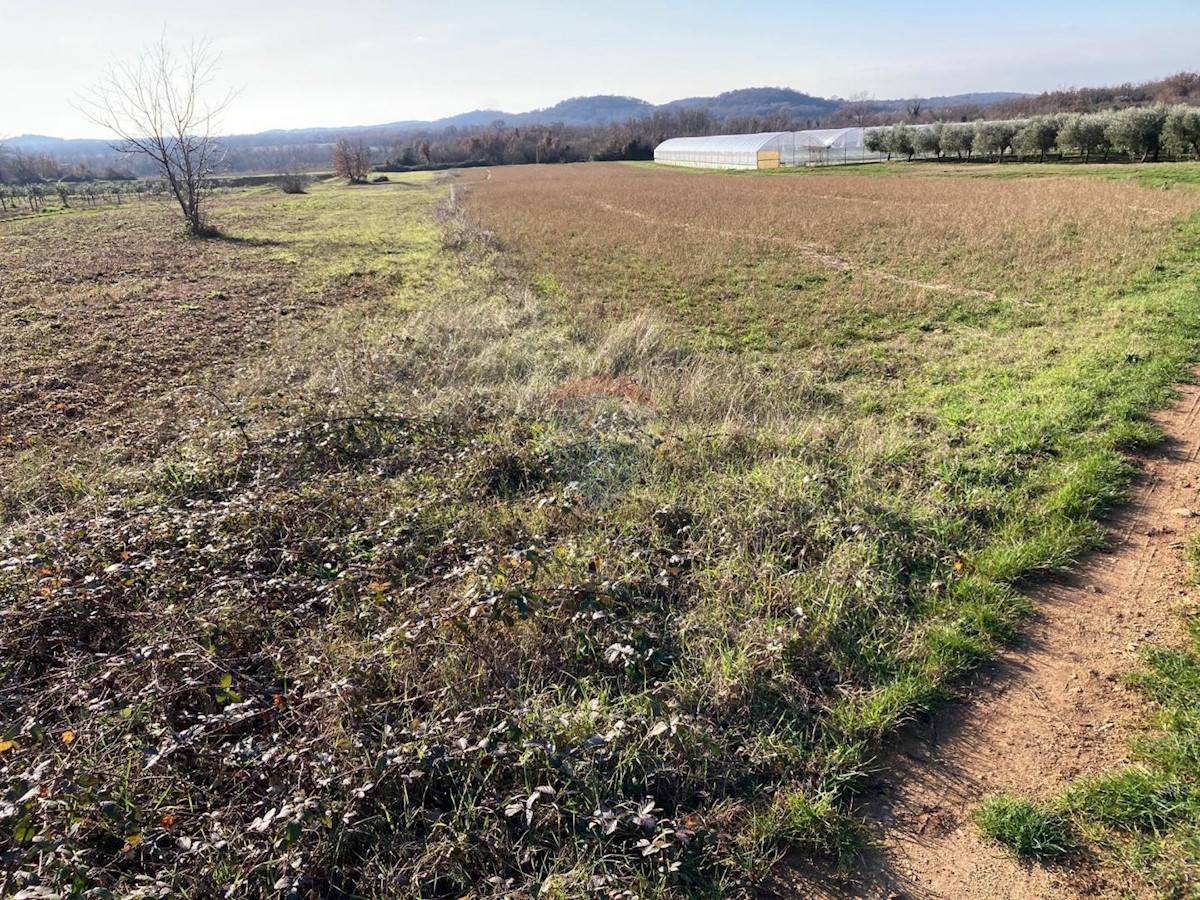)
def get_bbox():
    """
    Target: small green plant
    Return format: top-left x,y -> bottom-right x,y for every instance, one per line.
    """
975,795 -> 1075,859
